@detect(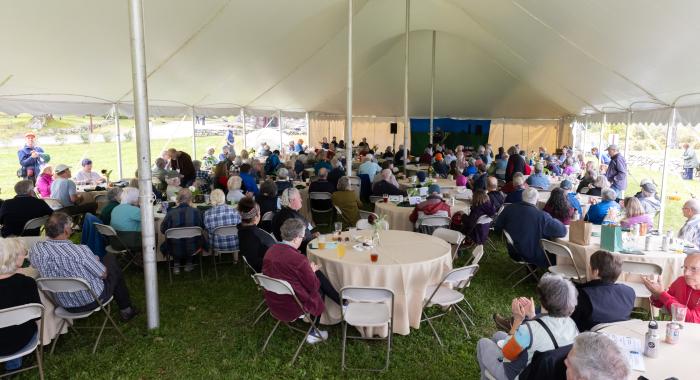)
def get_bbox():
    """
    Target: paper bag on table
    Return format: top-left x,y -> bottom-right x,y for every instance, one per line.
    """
569,220 -> 592,245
